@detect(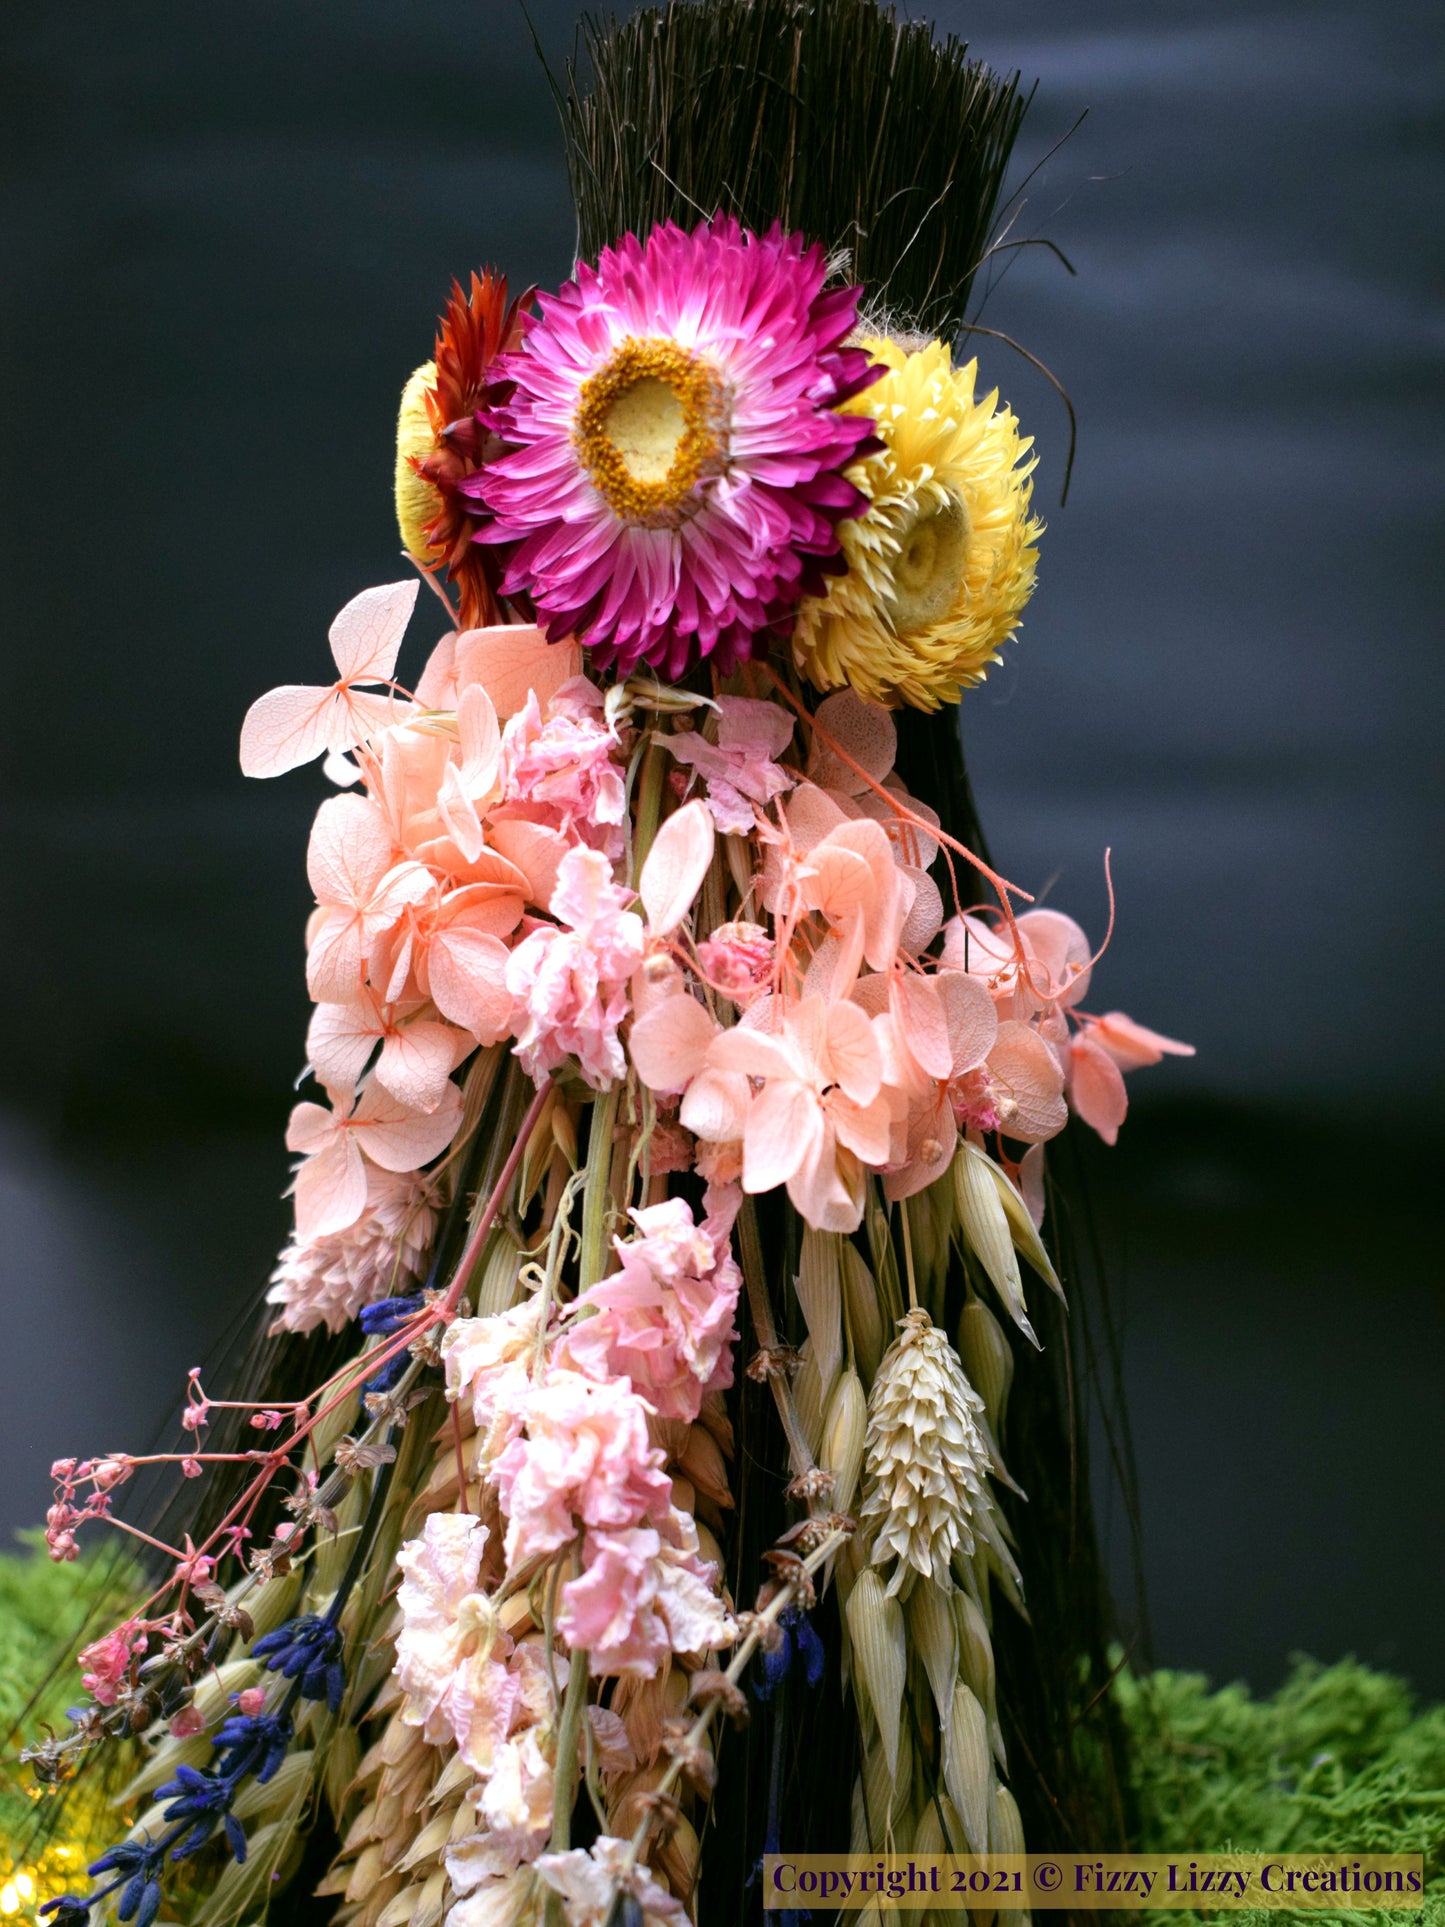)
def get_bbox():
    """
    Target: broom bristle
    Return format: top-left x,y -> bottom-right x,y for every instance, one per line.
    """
562,0 -> 1030,335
